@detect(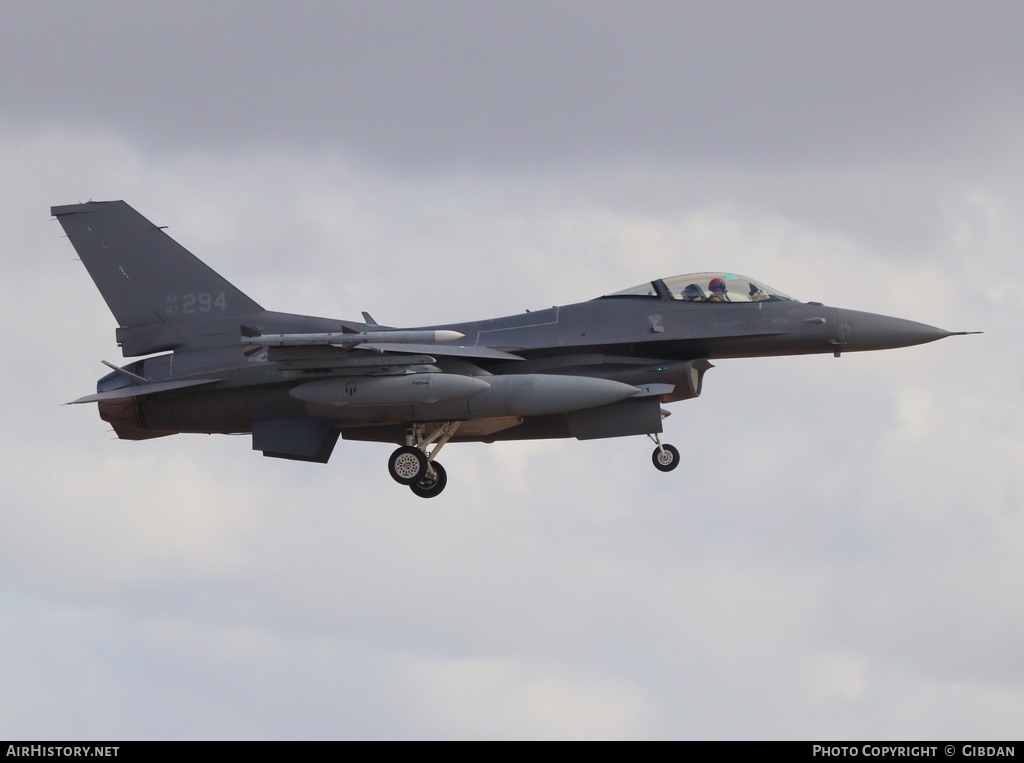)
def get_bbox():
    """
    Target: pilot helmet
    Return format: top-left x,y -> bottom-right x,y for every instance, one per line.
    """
709,277 -> 727,294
